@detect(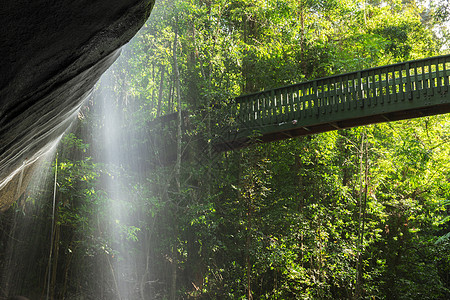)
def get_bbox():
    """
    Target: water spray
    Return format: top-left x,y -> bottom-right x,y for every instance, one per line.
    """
46,153 -> 58,300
